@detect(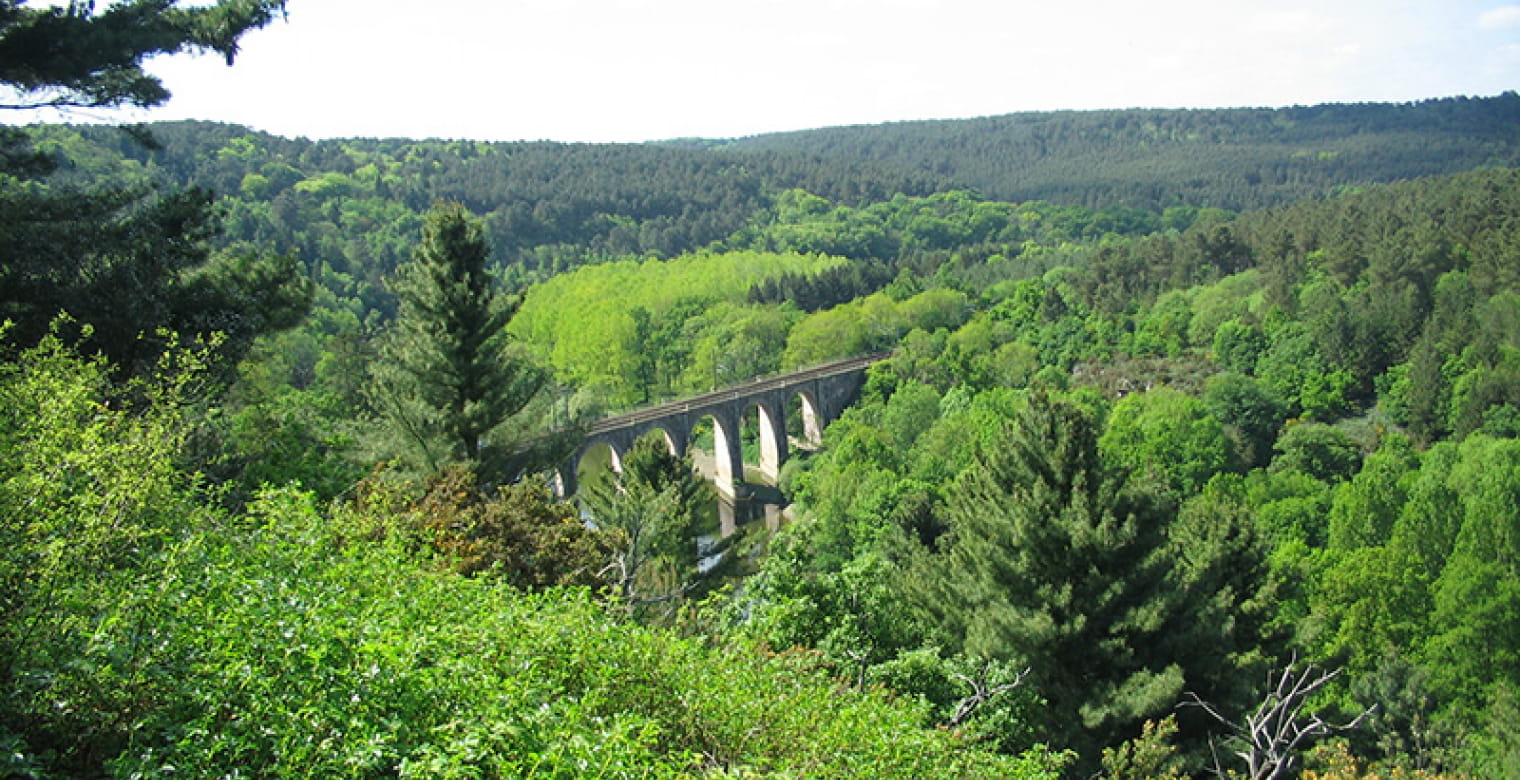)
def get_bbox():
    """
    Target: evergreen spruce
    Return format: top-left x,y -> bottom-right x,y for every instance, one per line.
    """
369,202 -> 551,483
910,393 -> 1190,769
